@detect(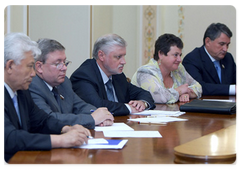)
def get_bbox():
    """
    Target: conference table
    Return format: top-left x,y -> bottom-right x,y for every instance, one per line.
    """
8,96 -> 236,164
